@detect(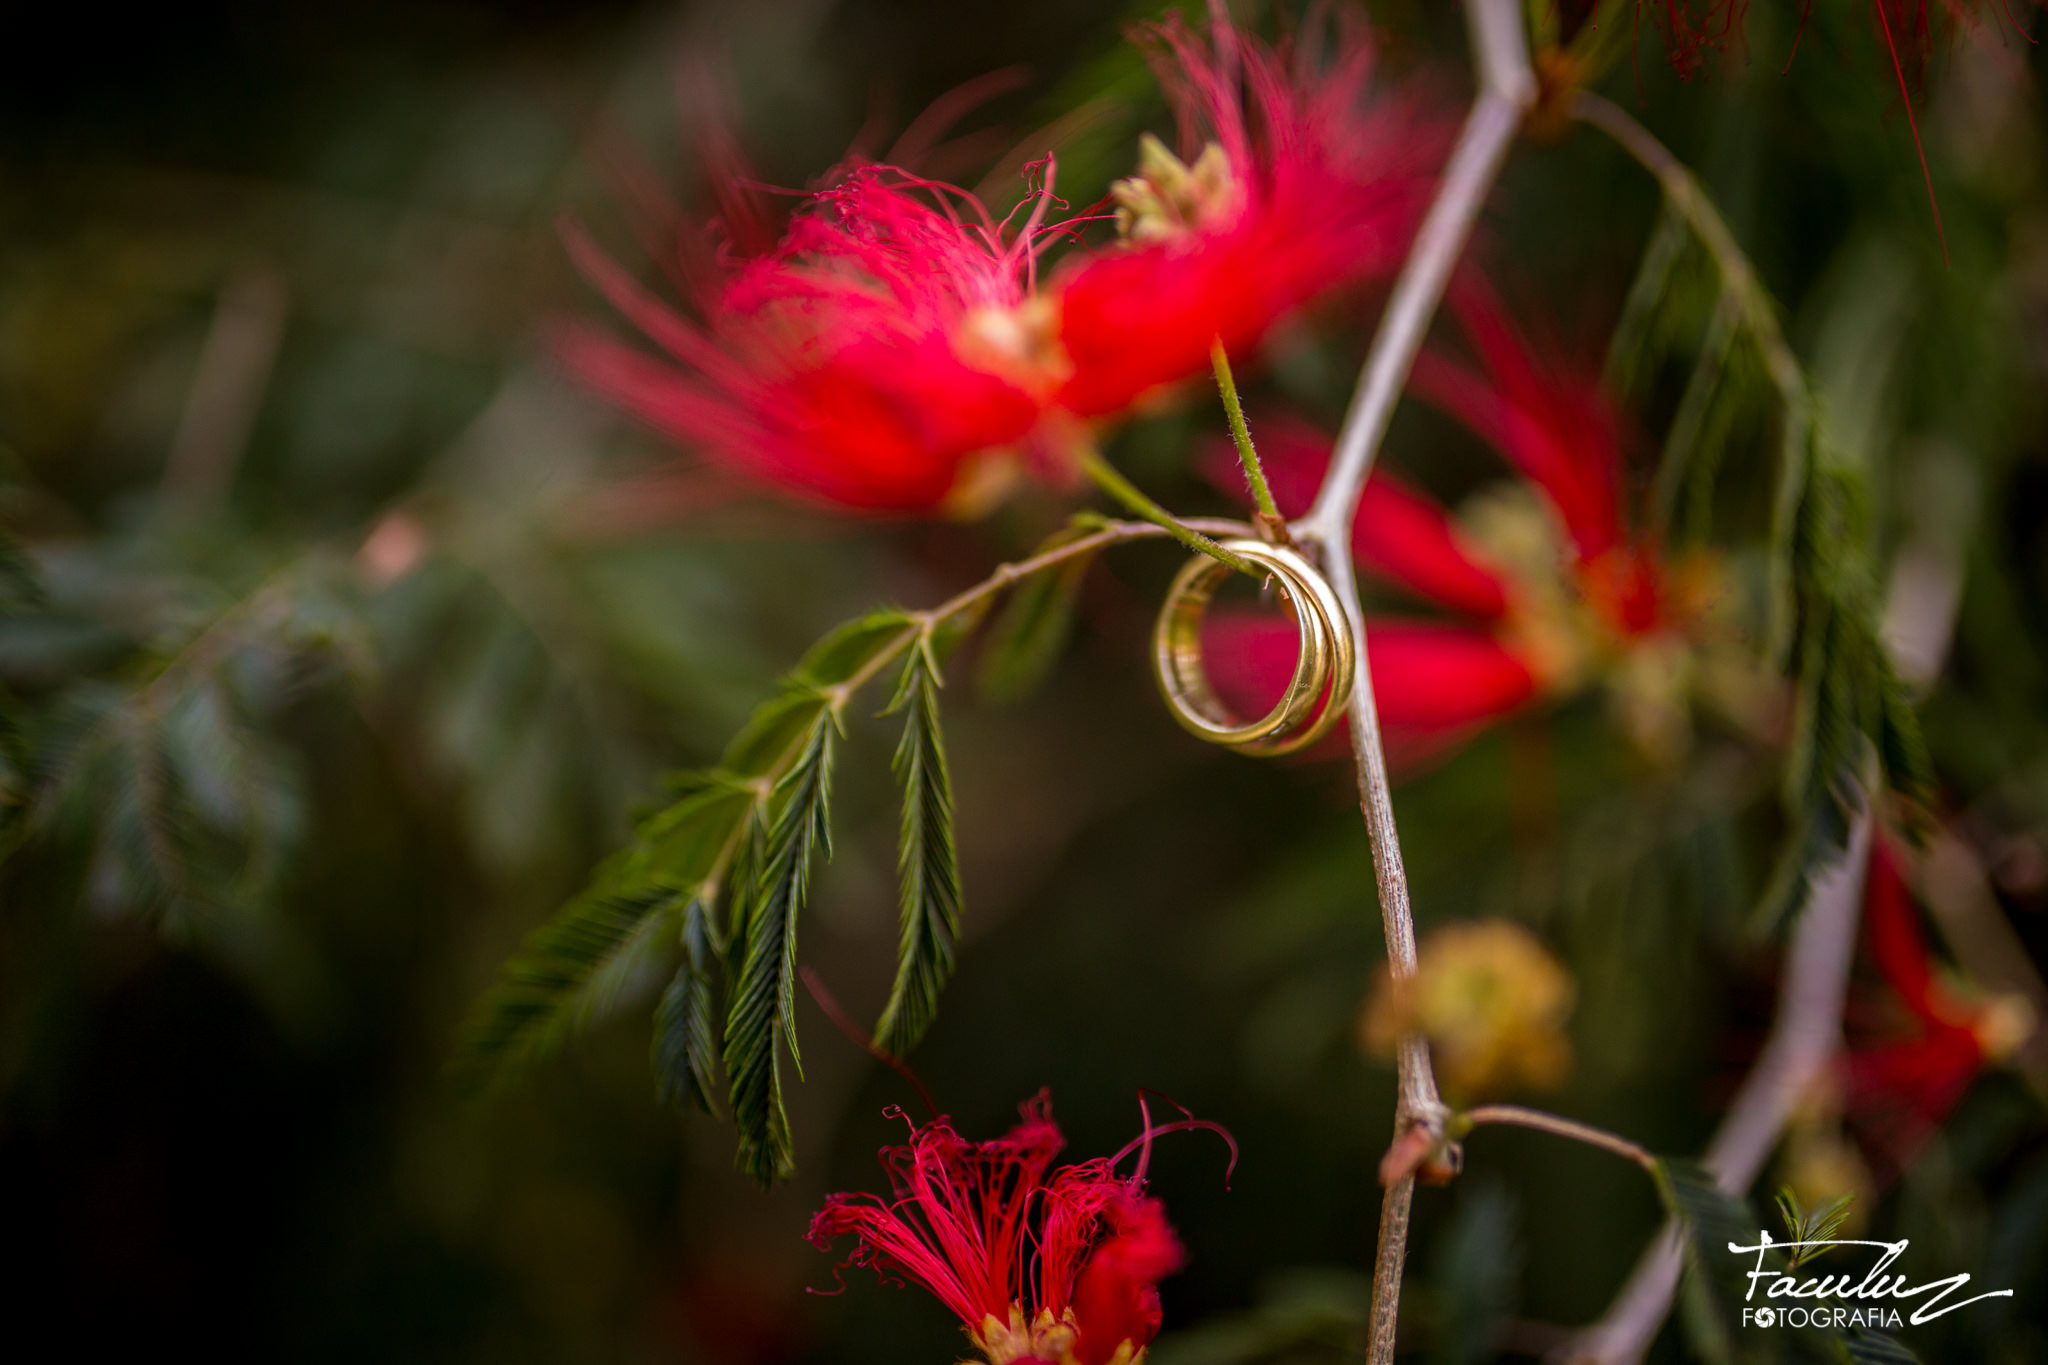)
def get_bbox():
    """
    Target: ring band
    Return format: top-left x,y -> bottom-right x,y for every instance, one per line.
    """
1152,539 -> 1356,756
